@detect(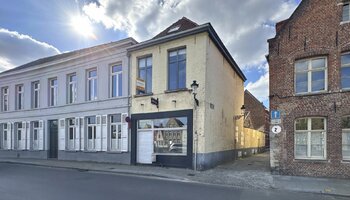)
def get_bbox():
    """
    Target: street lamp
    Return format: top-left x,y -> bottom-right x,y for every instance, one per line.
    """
191,80 -> 199,106
234,105 -> 250,120
240,105 -> 246,116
